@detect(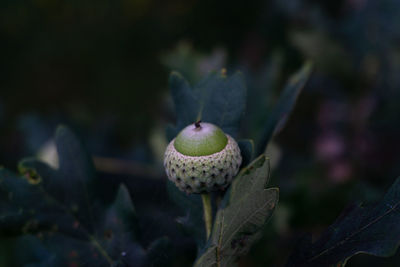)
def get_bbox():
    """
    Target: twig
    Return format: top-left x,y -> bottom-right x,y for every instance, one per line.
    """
92,156 -> 163,179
